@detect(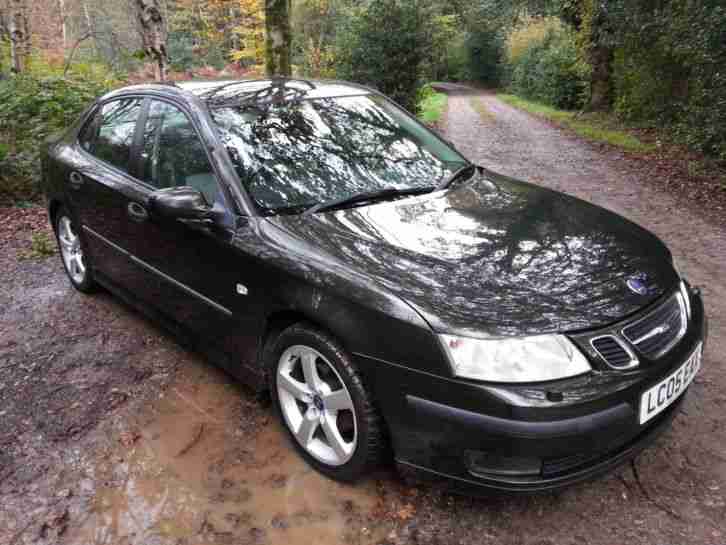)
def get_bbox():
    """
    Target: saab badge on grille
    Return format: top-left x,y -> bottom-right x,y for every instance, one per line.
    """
626,276 -> 649,296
